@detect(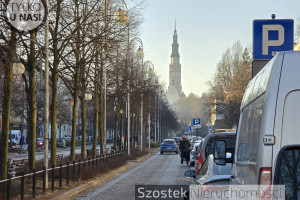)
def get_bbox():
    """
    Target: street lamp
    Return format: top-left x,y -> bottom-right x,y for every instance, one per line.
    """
113,0 -> 130,154
85,92 -> 92,101
133,40 -> 144,152
143,60 -> 154,149
13,57 -> 25,75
